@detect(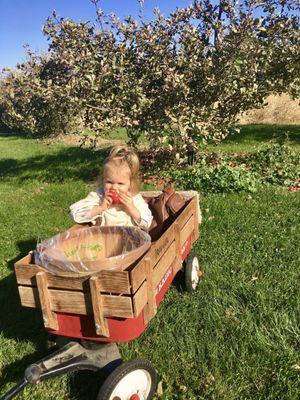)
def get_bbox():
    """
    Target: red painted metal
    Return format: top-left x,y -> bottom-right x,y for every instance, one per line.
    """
49,311 -> 147,343
49,235 -> 193,343
129,395 -> 140,400
181,236 -> 192,261
155,266 -> 173,306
